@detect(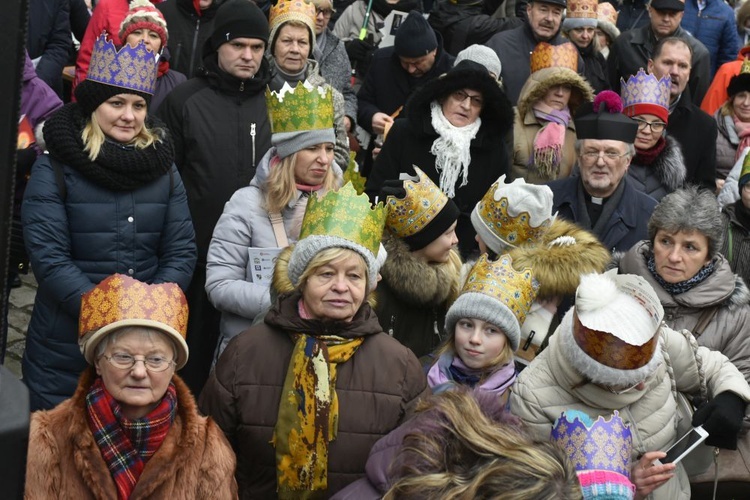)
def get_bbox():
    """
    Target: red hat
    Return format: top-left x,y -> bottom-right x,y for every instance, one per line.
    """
119,0 -> 169,51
